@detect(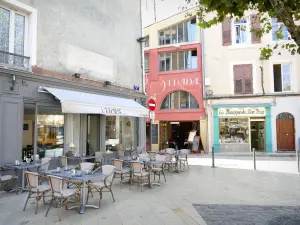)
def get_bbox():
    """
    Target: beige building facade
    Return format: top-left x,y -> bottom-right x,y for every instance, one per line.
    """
204,12 -> 300,153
